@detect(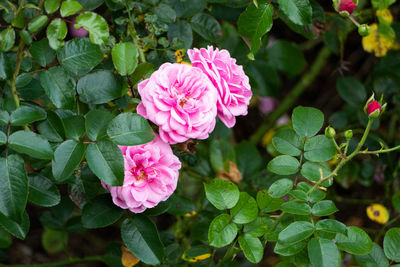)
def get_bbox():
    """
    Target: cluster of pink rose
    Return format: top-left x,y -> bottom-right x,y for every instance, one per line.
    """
103,46 -> 252,213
